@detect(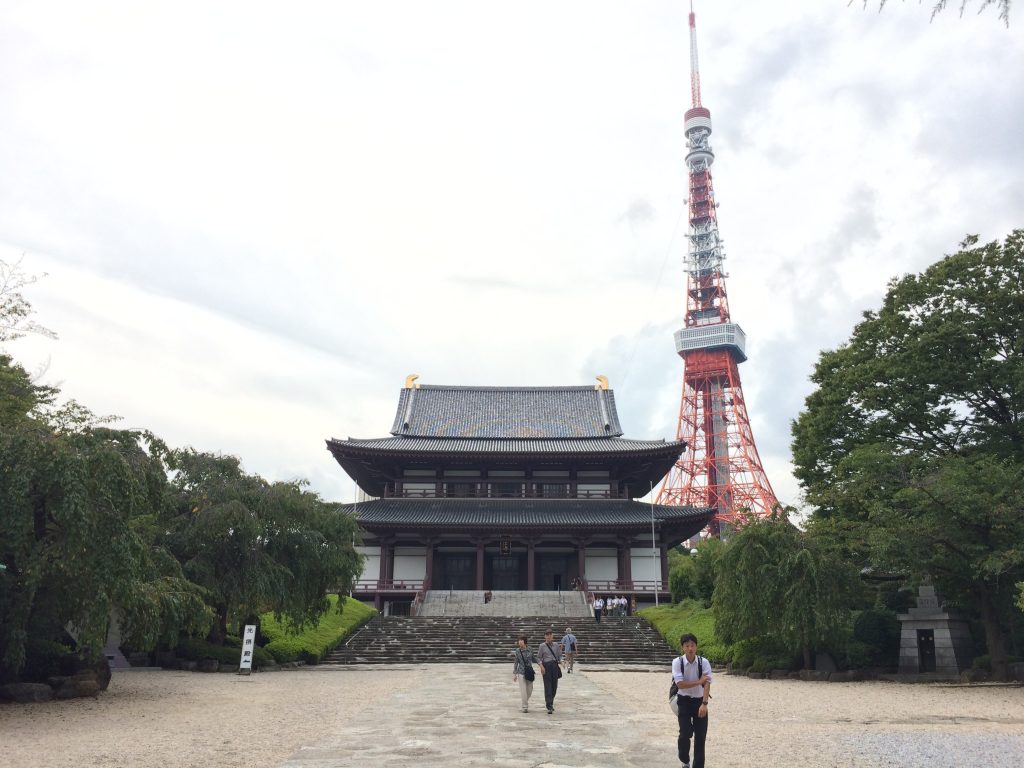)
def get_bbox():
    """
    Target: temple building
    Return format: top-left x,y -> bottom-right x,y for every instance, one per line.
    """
329,376 -> 713,613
